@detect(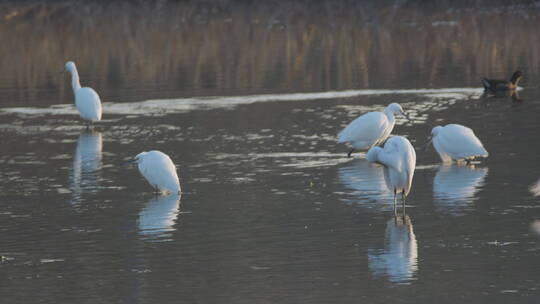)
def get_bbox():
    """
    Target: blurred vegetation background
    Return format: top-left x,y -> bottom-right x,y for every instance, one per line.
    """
1,0 -> 539,105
